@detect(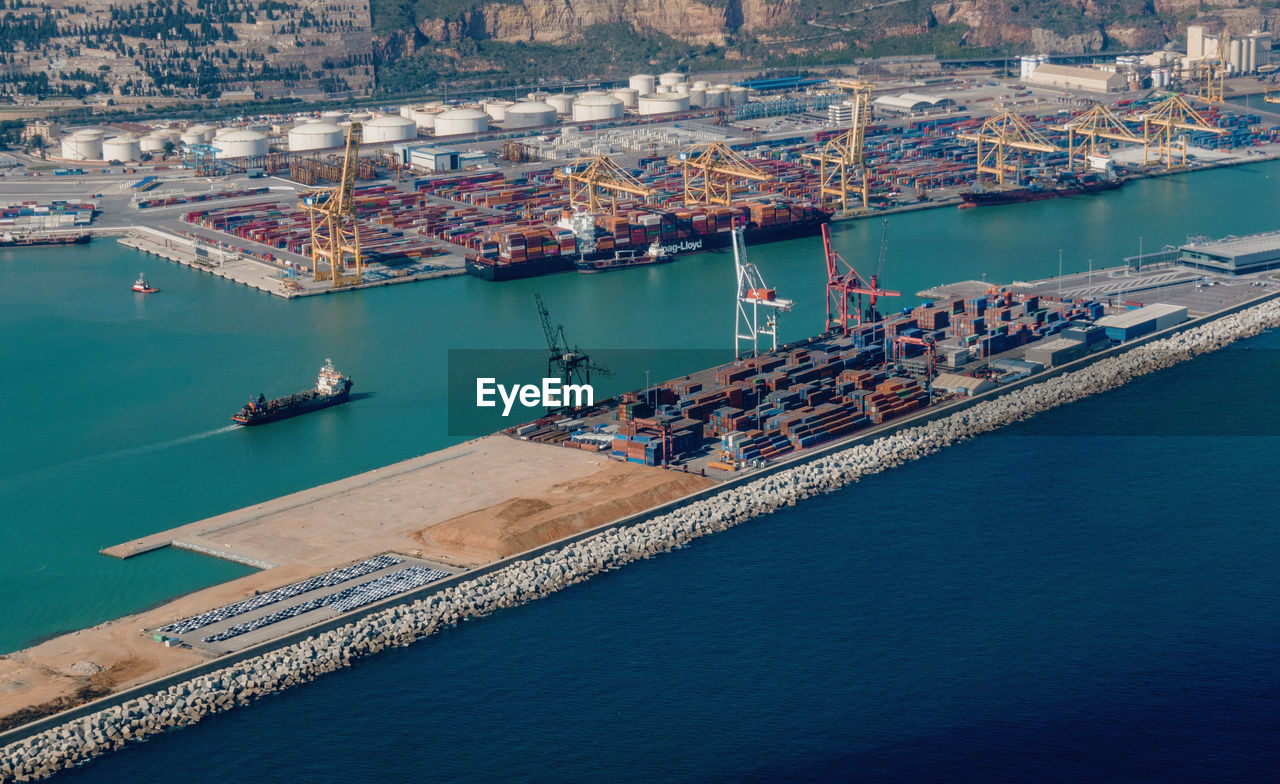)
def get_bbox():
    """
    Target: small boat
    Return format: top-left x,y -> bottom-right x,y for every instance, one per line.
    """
132,273 -> 158,294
